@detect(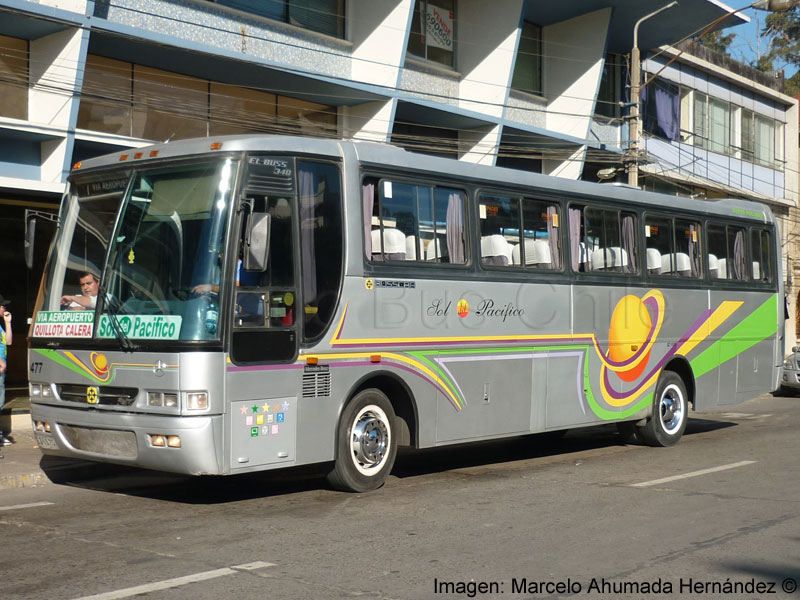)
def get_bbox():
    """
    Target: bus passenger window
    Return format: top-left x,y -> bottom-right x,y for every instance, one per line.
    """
364,179 -> 466,264
708,224 -> 747,281
645,216 -> 701,278
570,206 -> 637,274
479,194 -> 560,269
750,229 -> 772,283
479,194 -> 517,266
